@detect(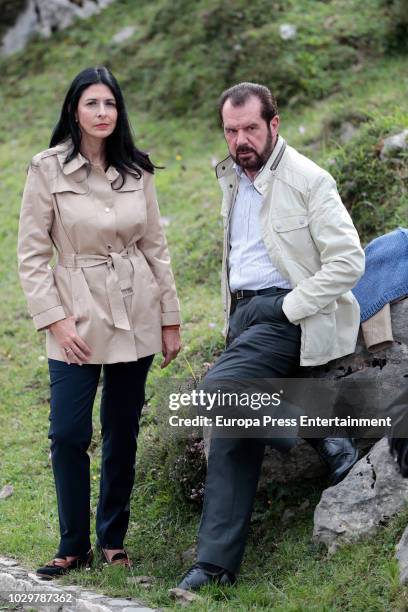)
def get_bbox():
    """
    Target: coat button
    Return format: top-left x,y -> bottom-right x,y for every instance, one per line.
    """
105,207 -> 111,213
229,184 -> 233,188
299,217 -> 305,224
276,223 -> 282,230
107,244 -> 113,250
